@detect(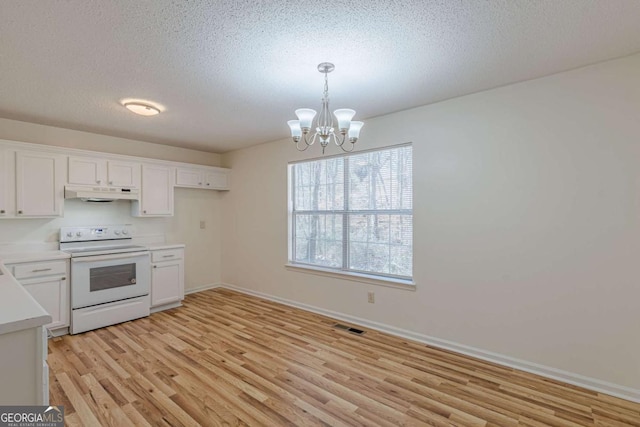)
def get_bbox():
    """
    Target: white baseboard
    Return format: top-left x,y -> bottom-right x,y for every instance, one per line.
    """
214,283 -> 640,404
184,283 -> 221,295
